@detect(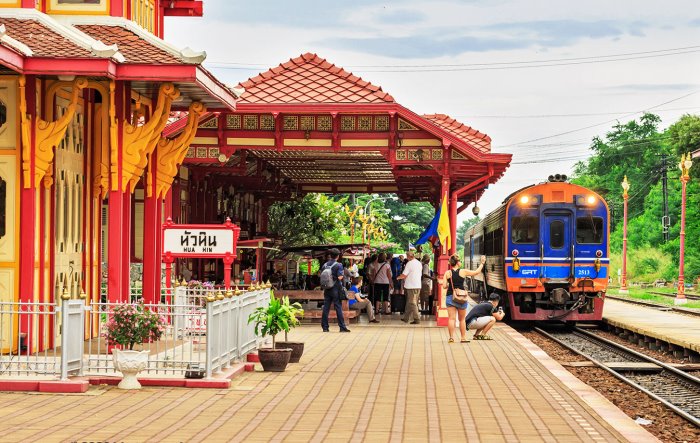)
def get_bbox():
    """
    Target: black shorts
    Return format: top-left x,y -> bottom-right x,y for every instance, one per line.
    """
373,283 -> 390,303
